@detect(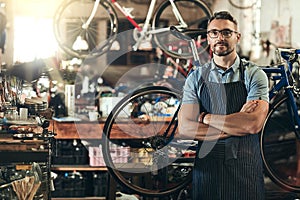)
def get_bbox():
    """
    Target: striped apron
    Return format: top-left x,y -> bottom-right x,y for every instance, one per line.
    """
192,64 -> 265,200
